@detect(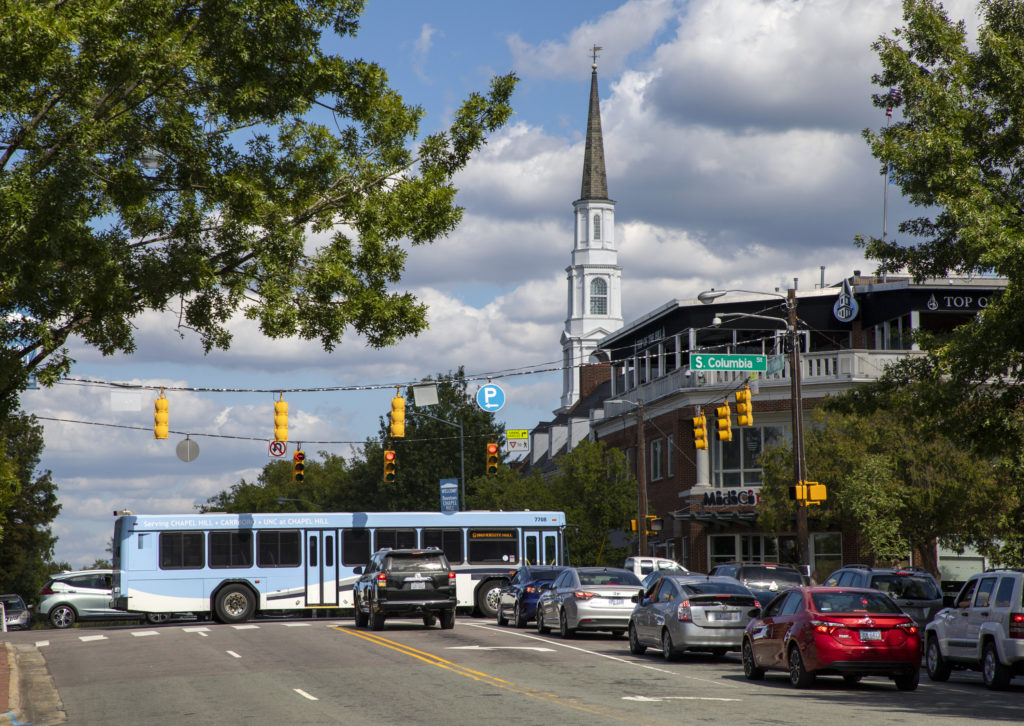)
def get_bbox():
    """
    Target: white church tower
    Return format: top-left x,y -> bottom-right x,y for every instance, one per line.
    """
559,54 -> 623,412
